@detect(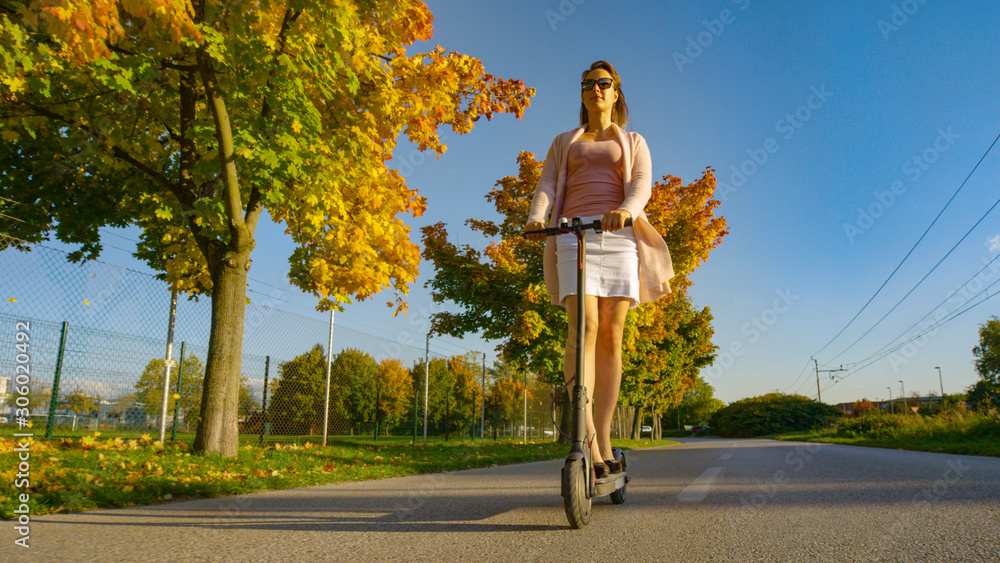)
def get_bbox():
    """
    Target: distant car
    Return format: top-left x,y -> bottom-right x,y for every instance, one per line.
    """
641,425 -> 652,435
691,425 -> 710,433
